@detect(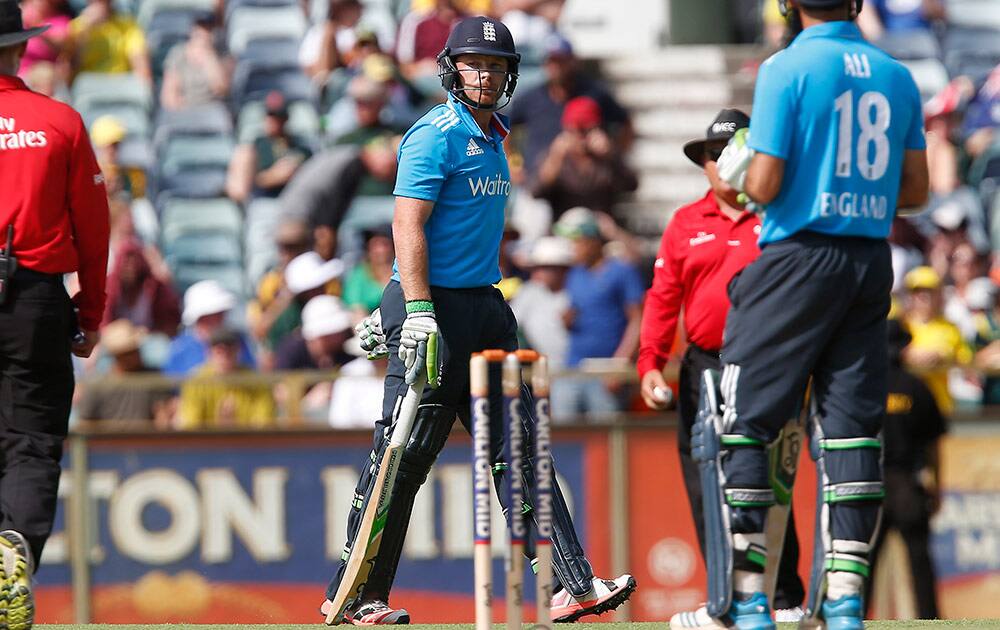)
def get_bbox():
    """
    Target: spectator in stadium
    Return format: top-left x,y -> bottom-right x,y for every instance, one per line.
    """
532,95 -> 637,219
260,250 -> 344,353
90,115 -> 146,199
226,91 -> 313,203
159,13 -> 229,111
902,266 -> 973,414
509,235 -> 573,370
497,0 -> 564,53
248,219 -> 312,342
868,319 -> 946,620
163,280 -> 256,376
17,0 -> 71,78
343,224 -> 394,319
279,134 -> 399,228
553,208 -> 644,419
299,0 -> 363,82
923,78 -> 973,197
962,64 -> 1000,162
508,33 -> 632,180
326,75 -> 403,147
102,239 -> 180,336
176,326 -> 275,429
66,0 -> 150,81
274,295 -> 355,370
974,282 -> 1000,403
395,0 -> 461,80
328,336 -> 387,429
76,319 -> 173,424
943,242 -> 988,341
857,0 -> 944,40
